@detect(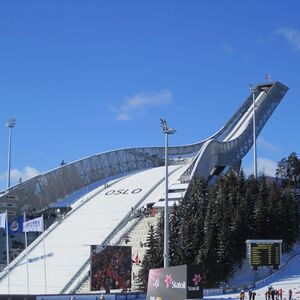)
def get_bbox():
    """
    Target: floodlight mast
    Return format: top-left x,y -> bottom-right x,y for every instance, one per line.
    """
250,84 -> 257,179
160,118 -> 176,268
7,118 -> 16,189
